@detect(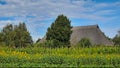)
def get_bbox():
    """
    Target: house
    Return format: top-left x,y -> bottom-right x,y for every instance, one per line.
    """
70,25 -> 113,46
